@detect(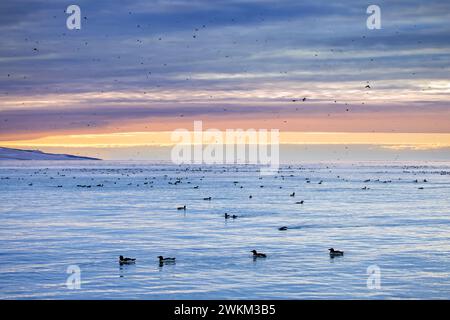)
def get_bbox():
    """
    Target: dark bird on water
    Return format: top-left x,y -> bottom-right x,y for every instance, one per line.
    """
158,256 -> 176,263
279,226 -> 288,231
177,205 -> 186,210
251,250 -> 267,258
119,255 -> 136,265
328,248 -> 344,257
290,192 -> 295,197
203,197 -> 212,200
296,200 -> 304,204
